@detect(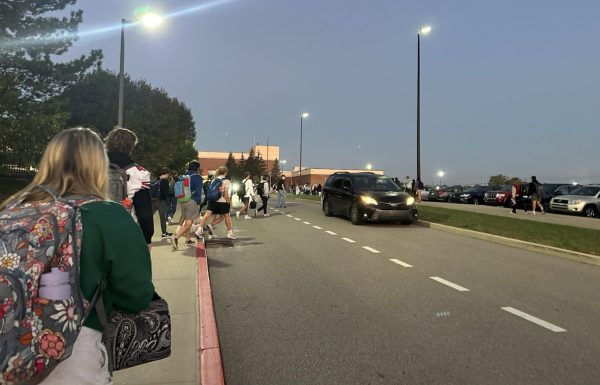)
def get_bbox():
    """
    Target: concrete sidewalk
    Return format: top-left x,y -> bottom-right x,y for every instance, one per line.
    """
113,215 -> 199,385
